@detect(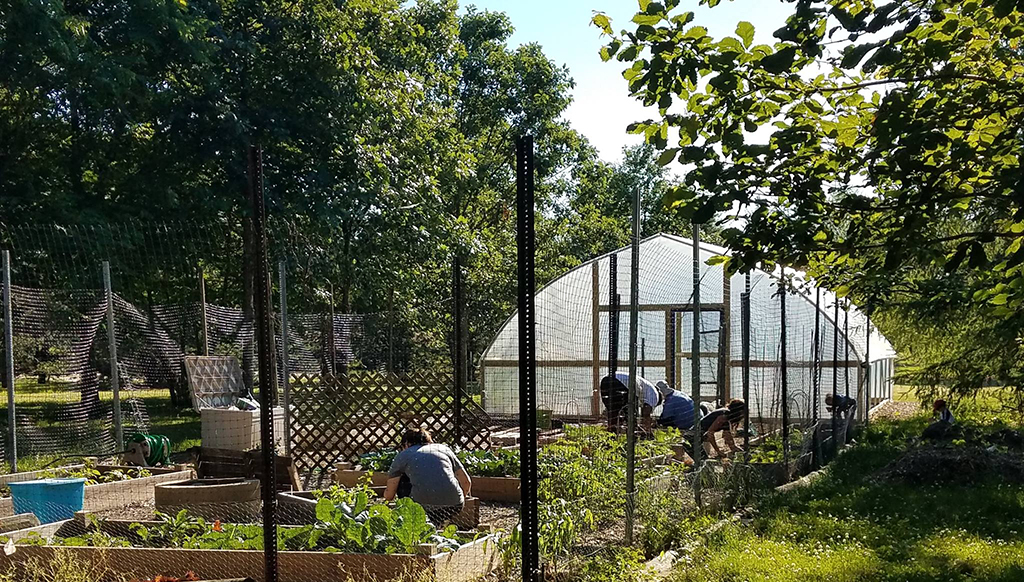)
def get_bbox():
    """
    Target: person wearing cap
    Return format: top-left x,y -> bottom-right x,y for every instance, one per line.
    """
603,371 -> 662,433
656,381 -> 696,431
